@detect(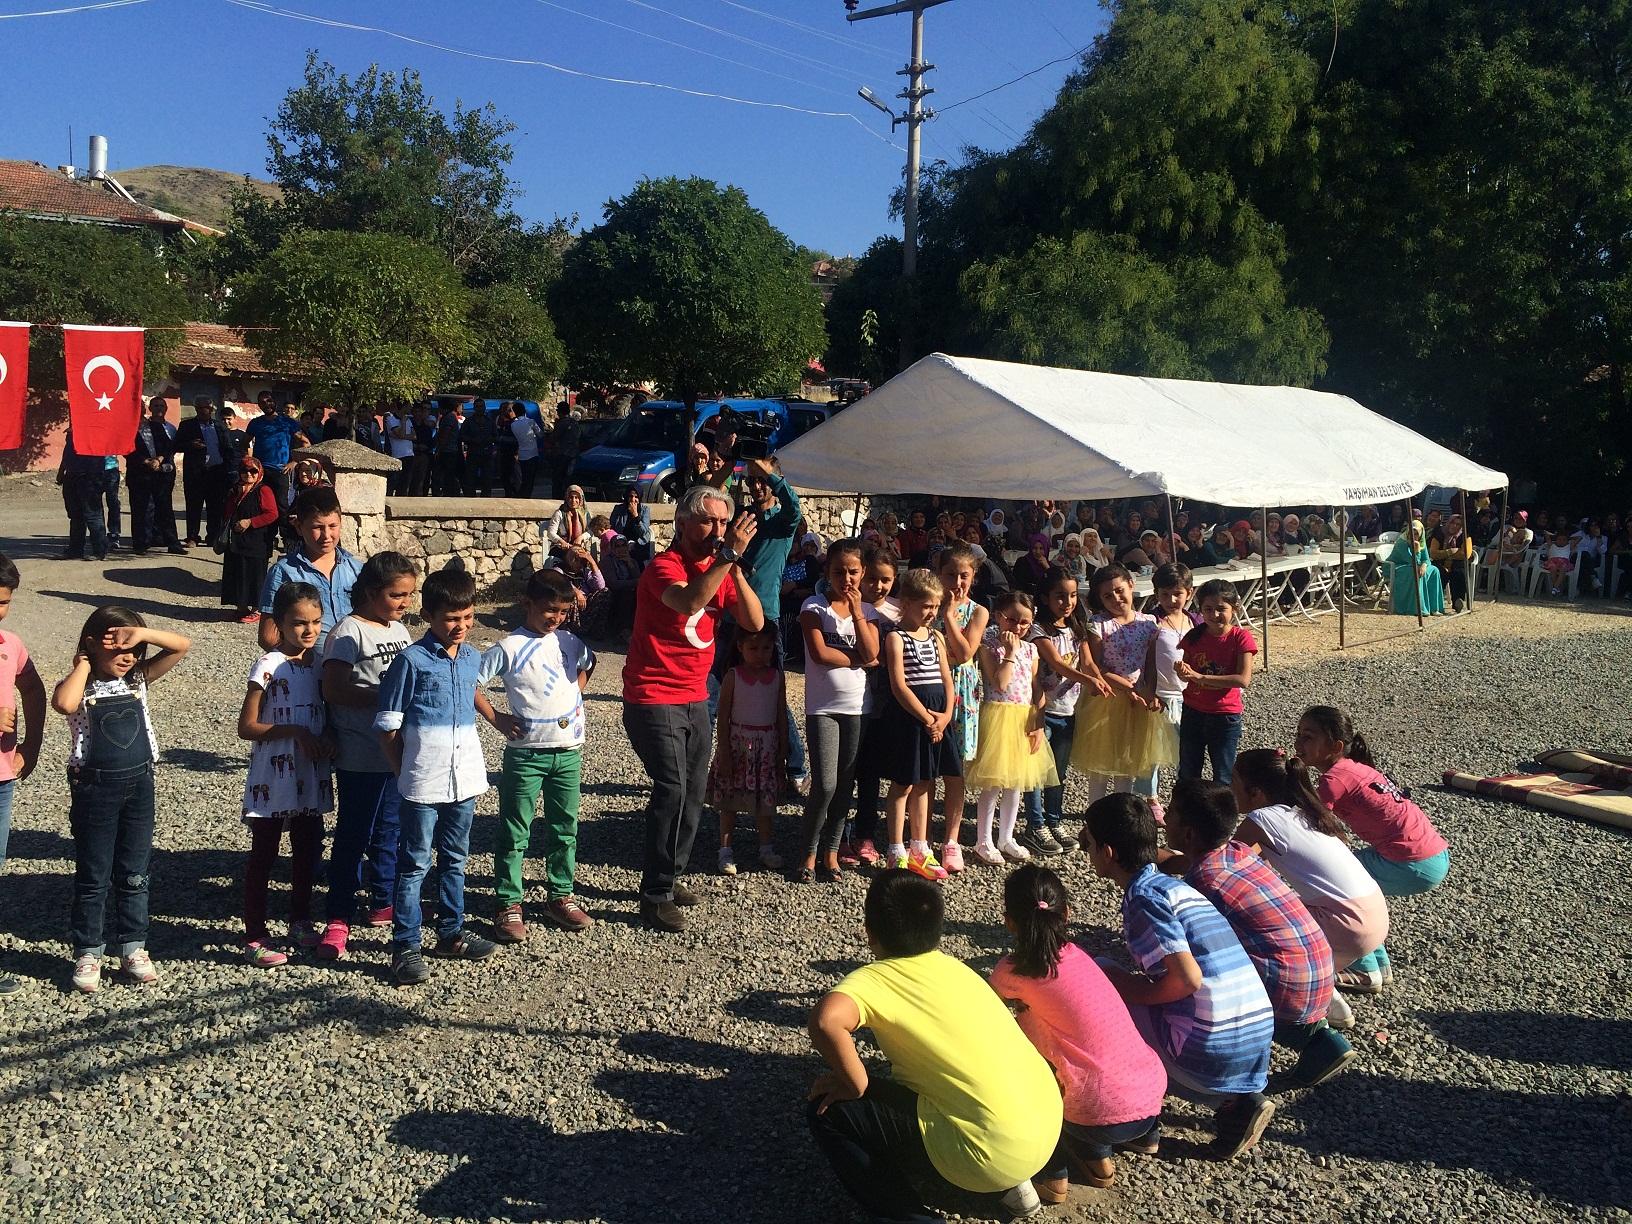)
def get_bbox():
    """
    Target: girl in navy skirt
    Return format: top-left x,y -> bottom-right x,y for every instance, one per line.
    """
876,568 -> 961,882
